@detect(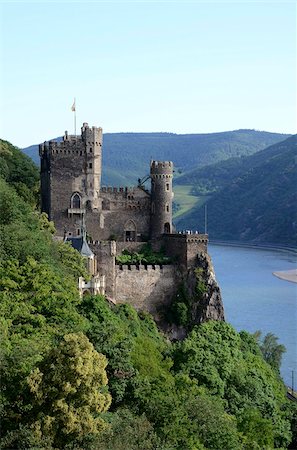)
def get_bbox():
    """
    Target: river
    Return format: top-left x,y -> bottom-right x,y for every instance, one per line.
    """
208,244 -> 297,386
